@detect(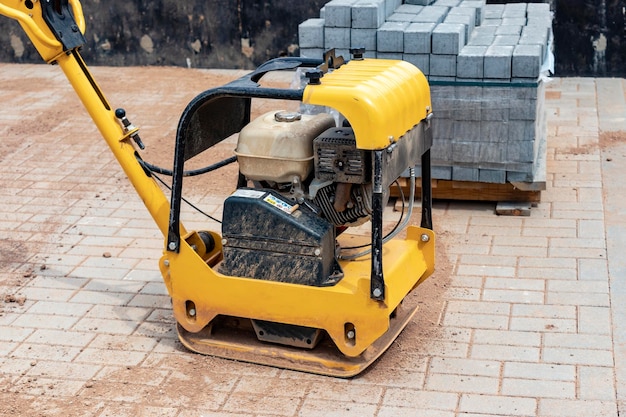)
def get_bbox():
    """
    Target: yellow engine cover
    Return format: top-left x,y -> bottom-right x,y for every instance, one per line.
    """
303,58 -> 432,150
